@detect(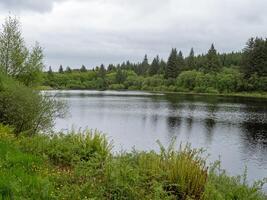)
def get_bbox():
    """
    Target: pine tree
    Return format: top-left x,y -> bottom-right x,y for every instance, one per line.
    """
177,50 -> 185,73
187,48 -> 195,70
242,37 -> 267,77
166,48 -> 178,79
58,65 -> 64,73
141,54 -> 149,75
80,65 -> 87,72
148,55 -> 160,76
98,64 -> 106,78
66,66 -> 72,73
205,44 -> 221,72
48,66 -> 53,74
